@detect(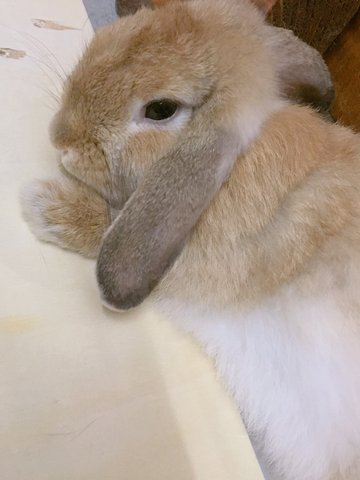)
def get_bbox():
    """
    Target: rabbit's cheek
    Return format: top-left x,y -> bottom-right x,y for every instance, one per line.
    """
60,148 -> 111,197
125,130 -> 178,169
60,149 -> 77,170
